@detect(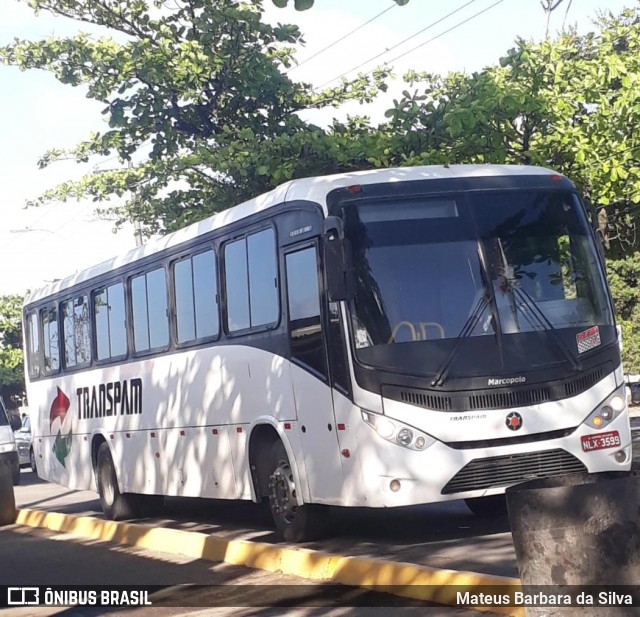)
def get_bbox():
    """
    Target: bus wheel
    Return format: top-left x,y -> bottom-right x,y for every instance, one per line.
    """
465,495 -> 508,517
96,443 -> 137,521
29,448 -> 37,473
266,441 -> 328,542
